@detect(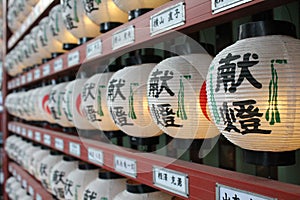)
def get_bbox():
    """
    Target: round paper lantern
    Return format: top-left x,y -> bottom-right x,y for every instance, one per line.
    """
113,0 -> 170,20
29,147 -> 50,176
37,85 -> 56,124
29,26 -> 43,65
23,143 -> 40,172
49,82 -> 75,128
81,73 -> 119,131
16,140 -> 31,165
50,156 -> 78,199
37,17 -> 66,60
5,177 -> 17,194
82,0 -> 128,33
63,79 -> 96,130
38,151 -> 63,192
49,5 -> 78,48
107,63 -> 163,138
147,54 -> 219,139
61,0 -> 100,43
15,188 -> 27,200
206,20 -> 300,166
113,180 -> 173,200
82,170 -> 126,200
8,181 -> 21,200
64,163 -> 98,200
